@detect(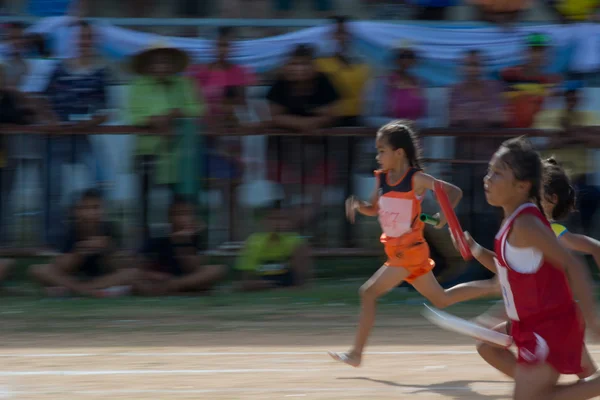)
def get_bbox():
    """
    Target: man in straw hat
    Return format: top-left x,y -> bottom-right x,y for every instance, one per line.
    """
127,42 -> 203,240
